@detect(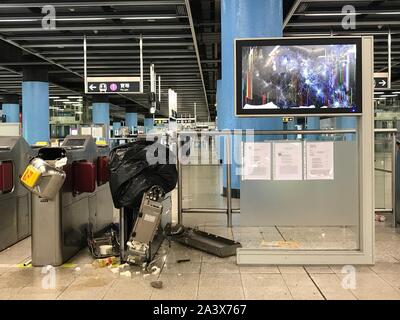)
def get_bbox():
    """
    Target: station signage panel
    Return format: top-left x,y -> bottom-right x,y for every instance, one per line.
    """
374,73 -> 389,89
86,77 -> 141,94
